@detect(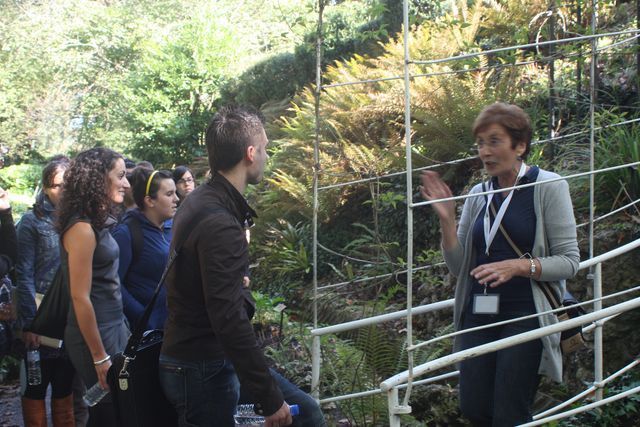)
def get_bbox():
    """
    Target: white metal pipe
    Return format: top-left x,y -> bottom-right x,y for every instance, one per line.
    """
311,299 -> 454,336
310,0 -> 324,400
582,314 -> 619,333
520,384 -> 640,427
589,0 -> 598,262
412,161 -> 640,209
317,262 -> 444,292
411,282 -> 640,351
387,387 -> 401,427
314,241 -> 640,341
402,0 -> 415,408
577,198 -> 640,228
533,358 -> 640,419
318,371 -> 460,404
594,263 -> 604,401
321,32 -> 640,90
381,296 -> 640,391
317,117 -> 640,192
413,29 -> 639,66
311,335 -> 321,401
579,238 -> 640,269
